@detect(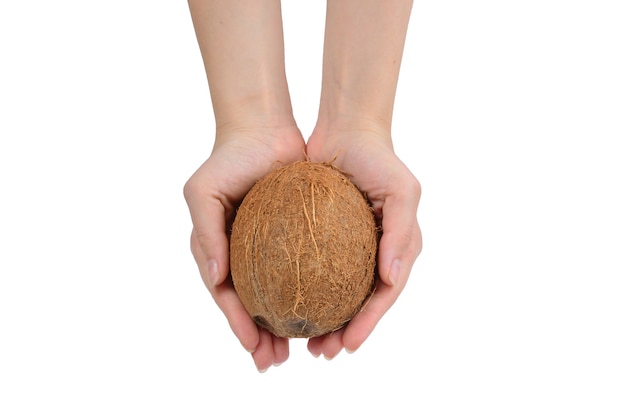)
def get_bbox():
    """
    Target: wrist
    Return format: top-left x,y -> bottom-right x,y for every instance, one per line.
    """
214,121 -> 303,152
313,110 -> 392,140
214,102 -> 297,135
315,68 -> 396,136
210,67 -> 295,133
309,117 -> 394,164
